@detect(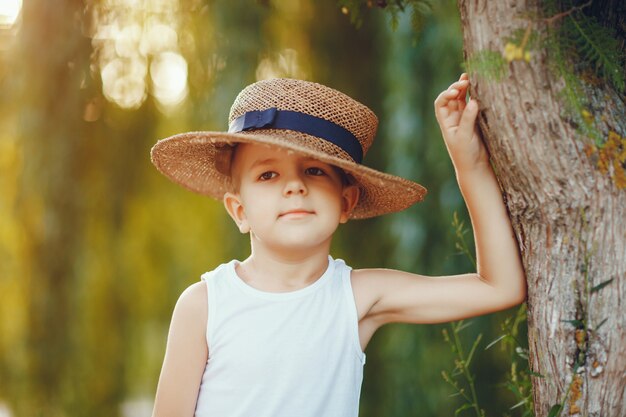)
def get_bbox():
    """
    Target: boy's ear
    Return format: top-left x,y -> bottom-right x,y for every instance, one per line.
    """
339,185 -> 360,223
223,192 -> 250,234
